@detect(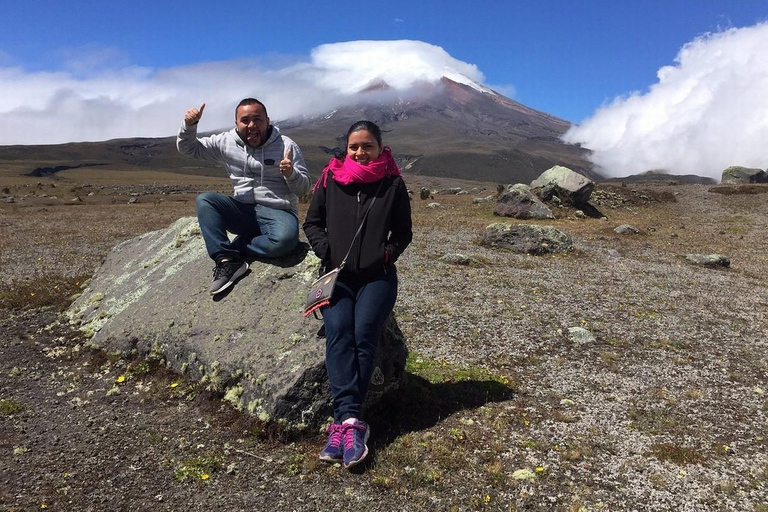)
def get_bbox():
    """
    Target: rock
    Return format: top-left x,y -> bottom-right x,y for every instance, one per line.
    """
72,196 -> 83,202
614,224 -> 640,235
439,254 -> 480,266
482,223 -> 573,254
568,327 -> 596,345
721,166 -> 768,185
437,187 -> 463,195
473,195 -> 496,204
65,217 -> 408,428
494,184 -> 554,219
4,197 -> 14,203
684,254 -> 730,267
530,165 -> 595,205
127,197 -> 139,204
419,187 -> 430,200
426,202 -> 442,209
